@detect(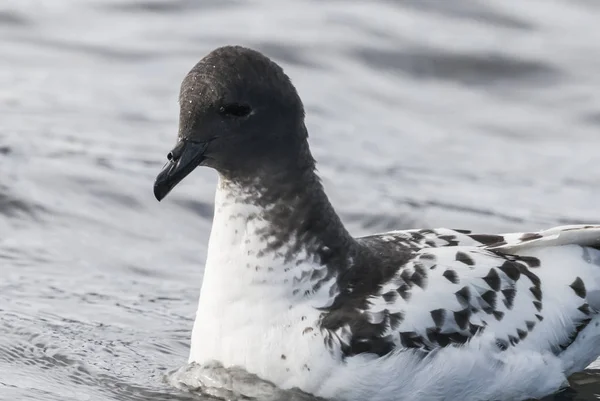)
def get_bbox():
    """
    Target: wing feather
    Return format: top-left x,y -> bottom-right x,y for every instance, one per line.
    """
320,226 -> 600,360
